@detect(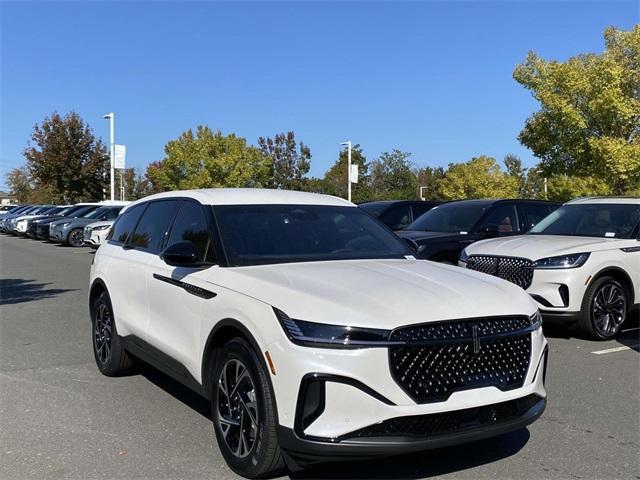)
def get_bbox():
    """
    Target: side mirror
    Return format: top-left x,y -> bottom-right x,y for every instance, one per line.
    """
161,241 -> 202,267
